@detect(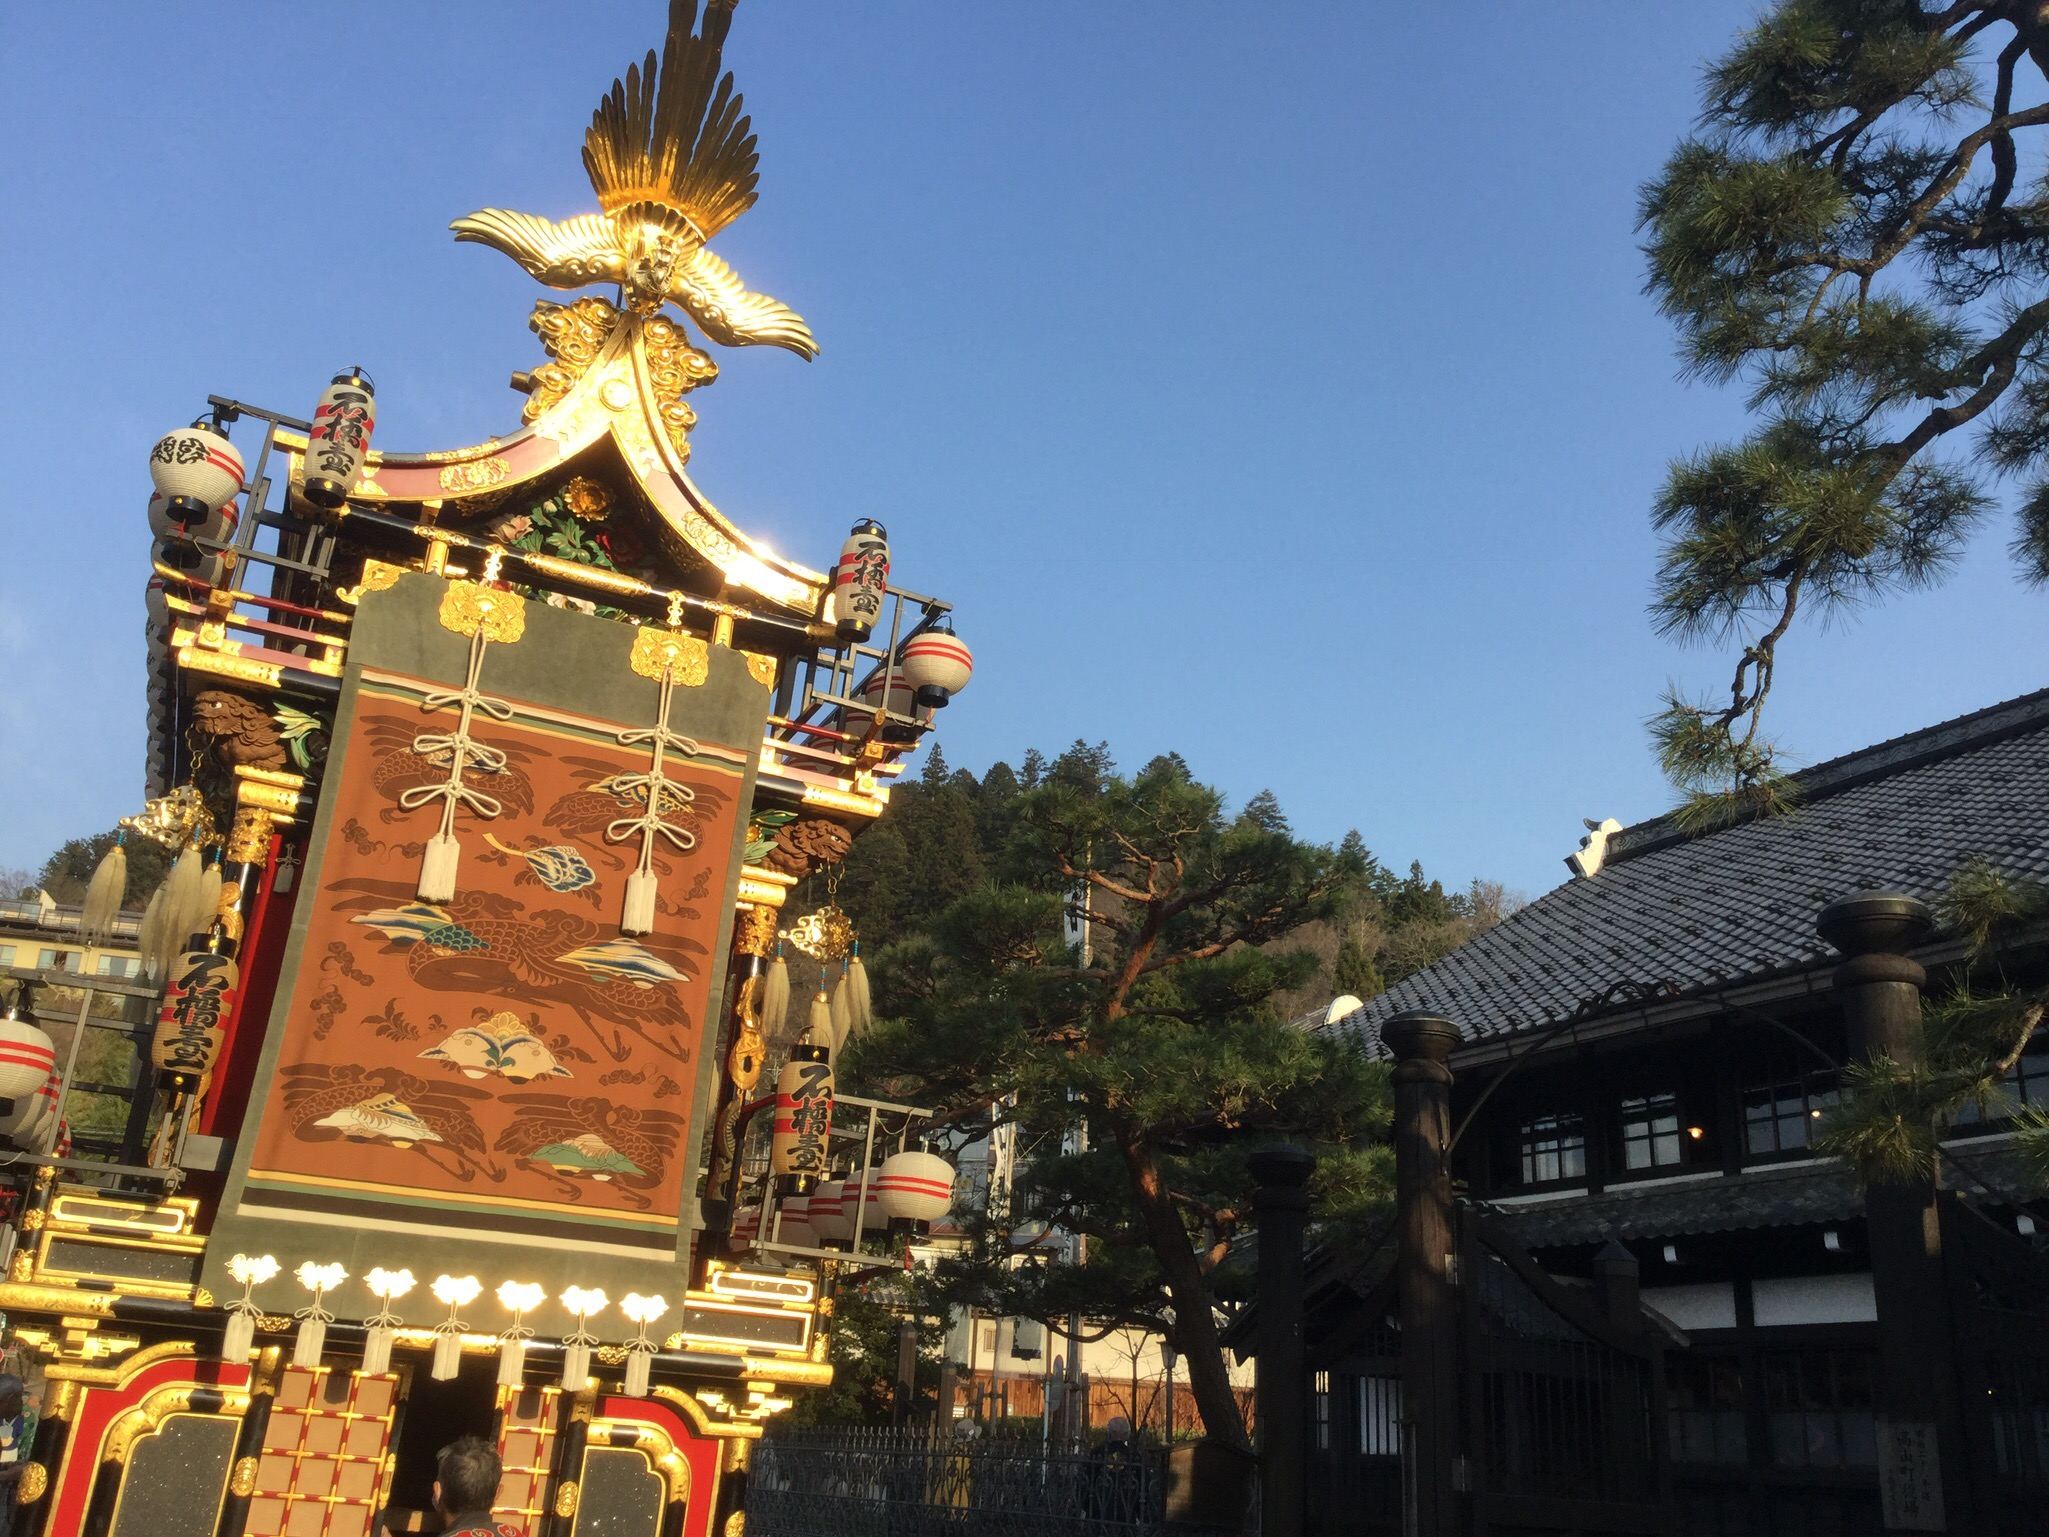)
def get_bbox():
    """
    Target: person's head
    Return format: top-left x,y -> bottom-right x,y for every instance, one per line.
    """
1106,1415 -> 1132,1443
0,1376 -> 25,1420
433,1436 -> 501,1518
